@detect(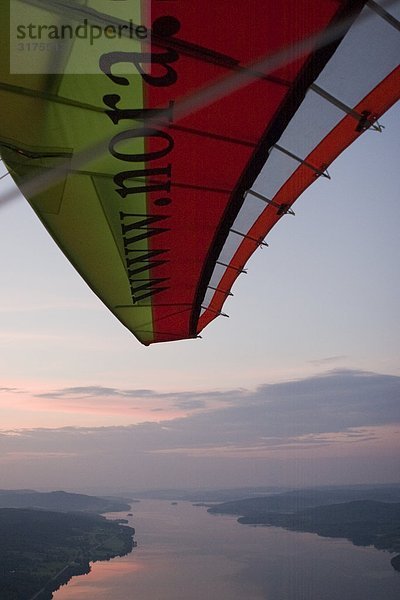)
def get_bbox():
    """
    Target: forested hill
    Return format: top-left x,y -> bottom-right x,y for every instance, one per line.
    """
0,508 -> 135,600
208,485 -> 400,516
0,489 -> 131,513
209,497 -> 400,572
